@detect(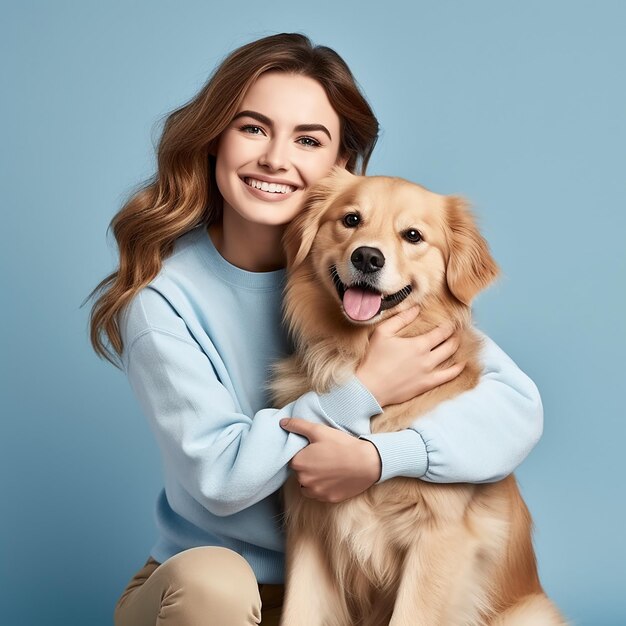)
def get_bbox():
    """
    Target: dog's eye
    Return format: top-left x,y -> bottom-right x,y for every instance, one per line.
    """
404,229 -> 423,243
342,213 -> 360,228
